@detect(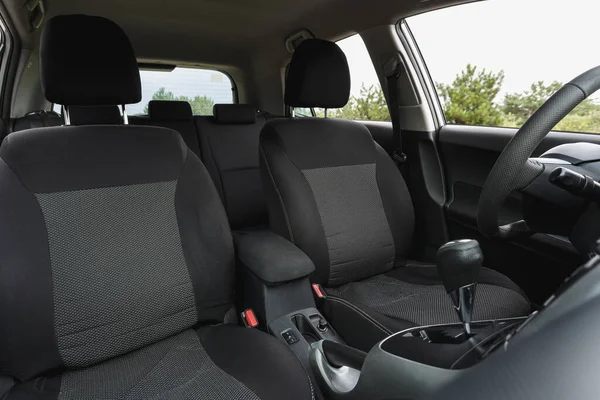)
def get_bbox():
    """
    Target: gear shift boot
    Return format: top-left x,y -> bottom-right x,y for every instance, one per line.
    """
449,283 -> 476,334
